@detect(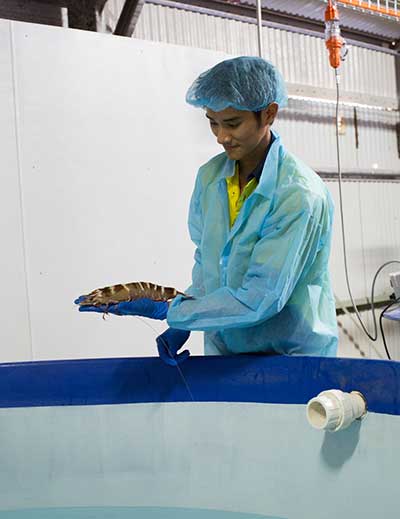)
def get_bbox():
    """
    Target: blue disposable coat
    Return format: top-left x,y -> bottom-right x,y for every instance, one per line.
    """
167,131 -> 338,356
